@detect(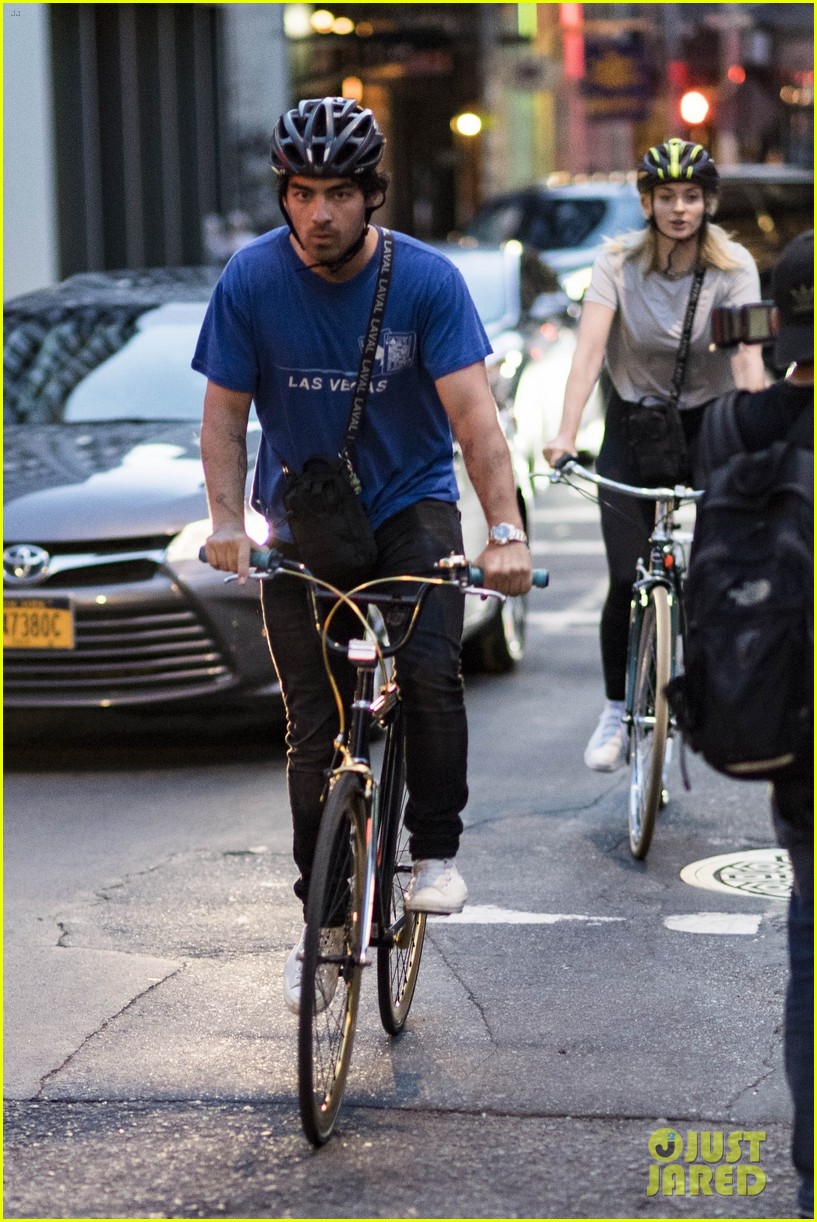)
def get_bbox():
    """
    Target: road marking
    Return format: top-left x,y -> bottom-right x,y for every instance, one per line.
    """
663,913 -> 763,935
527,609 -> 602,629
531,540 -> 606,555
533,503 -> 601,524
429,905 -> 625,925
526,576 -> 607,631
